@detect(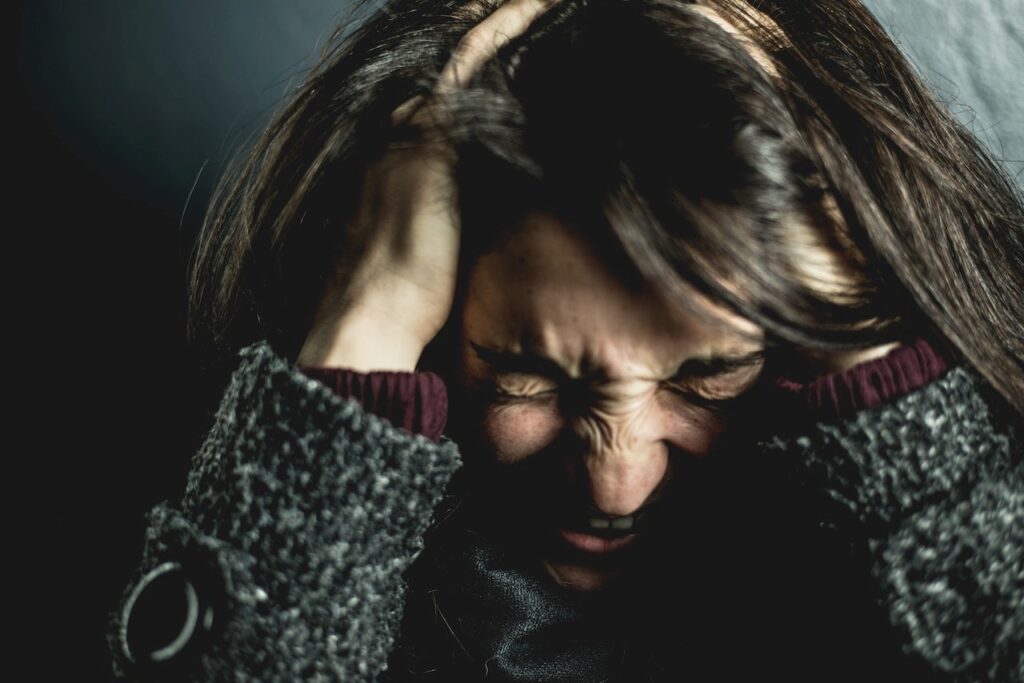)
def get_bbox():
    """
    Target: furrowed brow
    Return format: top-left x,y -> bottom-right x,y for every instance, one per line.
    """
469,341 -> 573,380
470,340 -> 764,382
